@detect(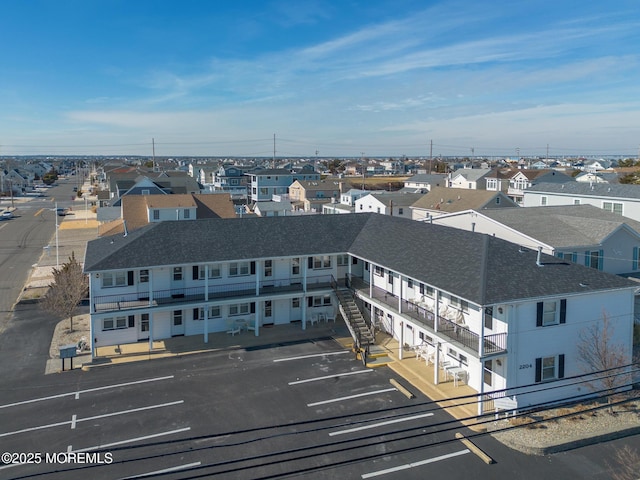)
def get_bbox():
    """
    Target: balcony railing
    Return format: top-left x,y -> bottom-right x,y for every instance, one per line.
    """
93,274 -> 335,313
348,275 -> 506,357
